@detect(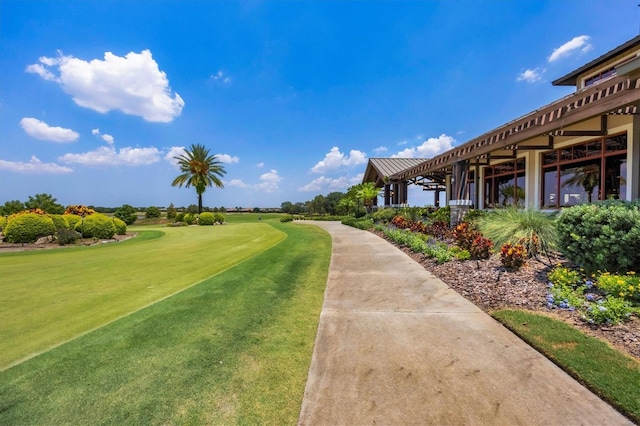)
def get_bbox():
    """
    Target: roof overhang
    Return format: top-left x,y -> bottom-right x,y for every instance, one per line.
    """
391,73 -> 640,182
